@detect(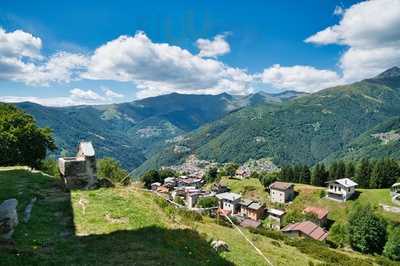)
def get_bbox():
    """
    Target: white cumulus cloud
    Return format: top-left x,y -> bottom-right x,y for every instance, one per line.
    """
261,64 -> 342,93
0,88 -> 124,107
83,31 -> 252,98
196,33 -> 231,58
0,28 -> 42,59
305,0 -> 400,82
0,27 -> 88,86
103,87 -> 124,98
